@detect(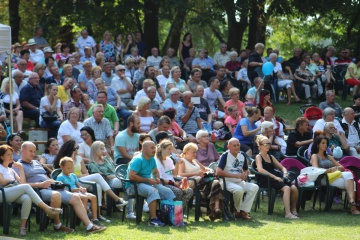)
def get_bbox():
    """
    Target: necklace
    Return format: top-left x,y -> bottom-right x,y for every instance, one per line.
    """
198,145 -> 208,155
